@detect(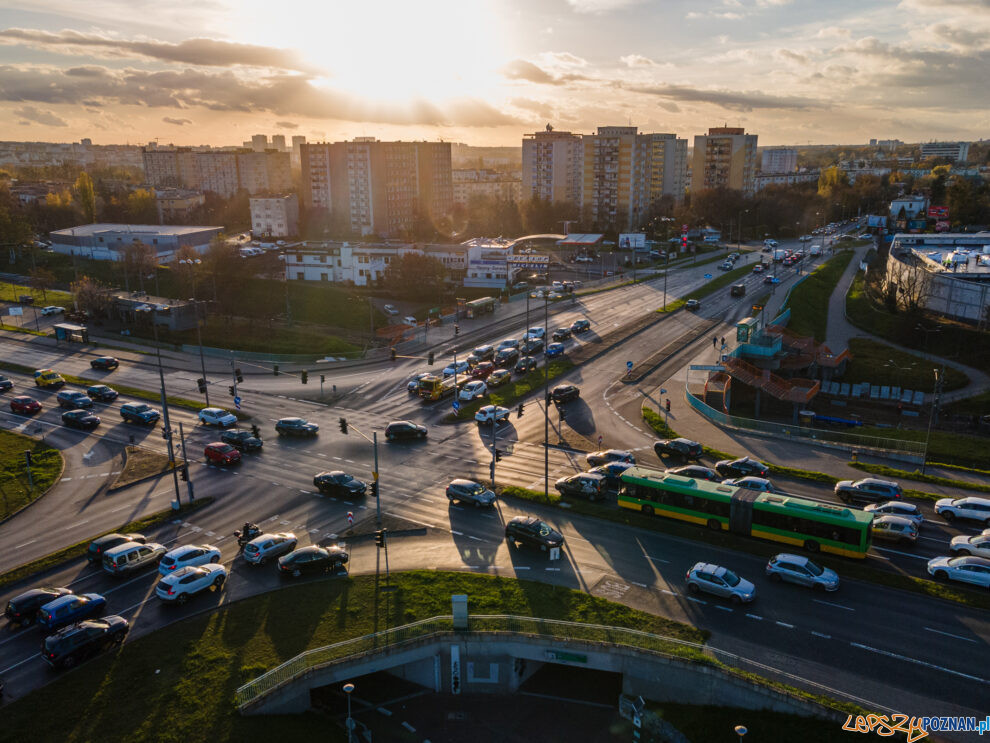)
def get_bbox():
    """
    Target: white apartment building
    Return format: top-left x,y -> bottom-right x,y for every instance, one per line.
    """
760,148 -> 797,174
920,141 -> 970,162
522,126 -> 584,204
754,171 -> 819,191
452,169 -> 522,205
282,242 -> 467,286
250,194 -> 300,238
